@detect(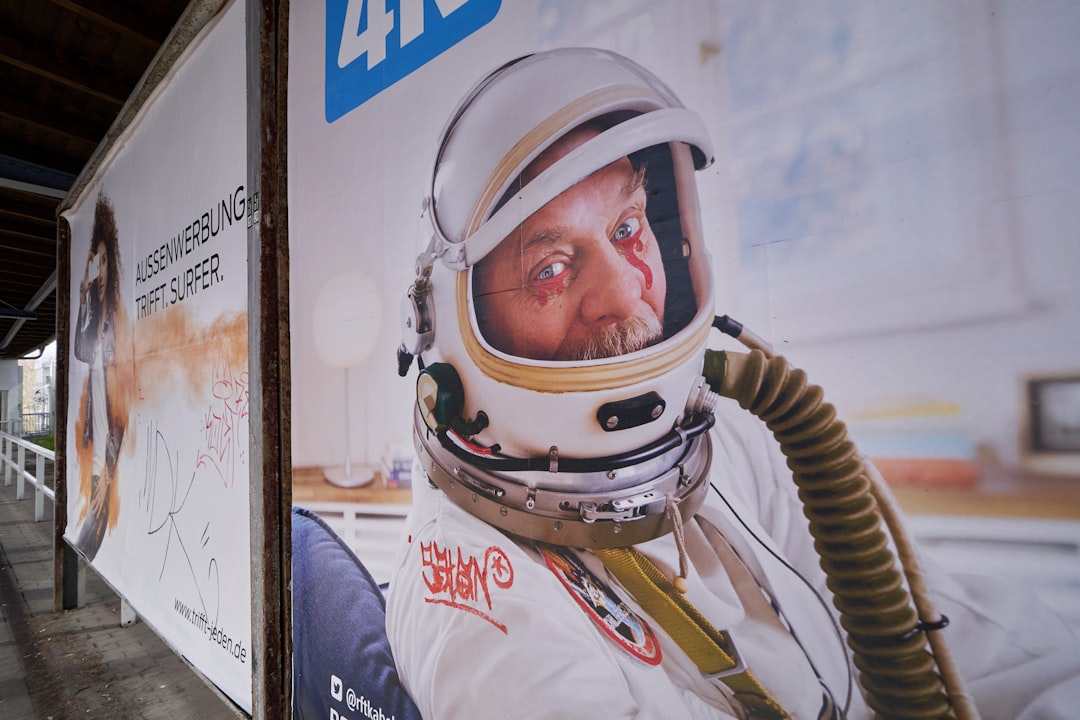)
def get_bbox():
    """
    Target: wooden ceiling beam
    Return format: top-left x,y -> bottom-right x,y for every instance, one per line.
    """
0,137 -> 86,177
0,252 -> 55,272
0,212 -> 57,239
0,276 -> 49,294
46,0 -> 171,50
0,236 -> 59,258
0,92 -> 105,145
0,32 -> 128,106
0,187 -> 61,216
0,206 -> 58,227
